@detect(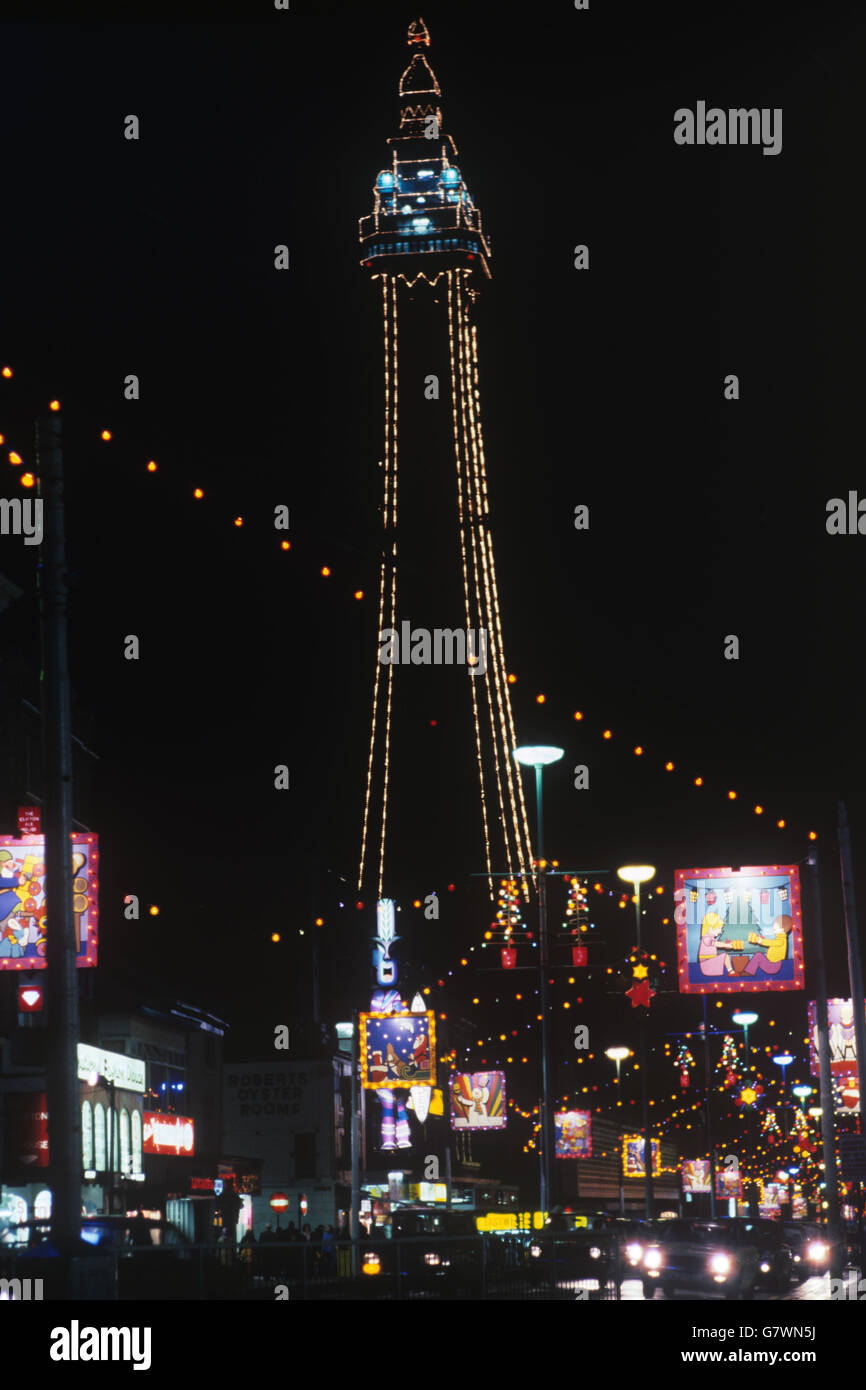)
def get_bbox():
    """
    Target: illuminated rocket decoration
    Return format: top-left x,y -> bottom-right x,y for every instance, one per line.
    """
357,19 -> 534,900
